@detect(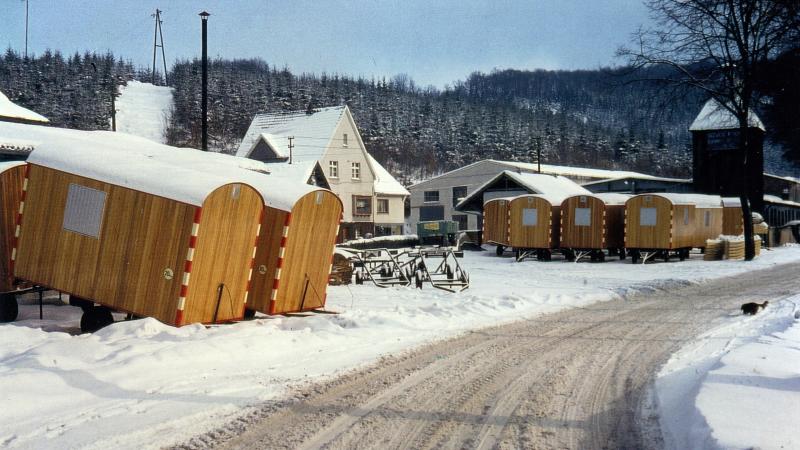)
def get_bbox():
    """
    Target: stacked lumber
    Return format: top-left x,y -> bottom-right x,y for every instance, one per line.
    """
753,222 -> 769,234
704,239 -> 724,261
329,252 -> 353,286
724,239 -> 746,260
